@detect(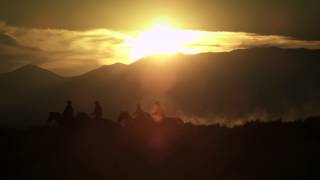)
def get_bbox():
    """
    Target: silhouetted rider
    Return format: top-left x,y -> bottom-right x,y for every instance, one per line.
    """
152,101 -> 166,122
133,103 -> 145,119
63,100 -> 74,119
92,101 -> 103,119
